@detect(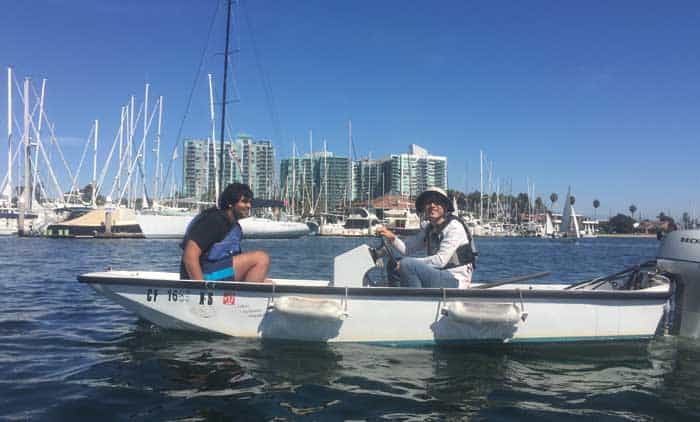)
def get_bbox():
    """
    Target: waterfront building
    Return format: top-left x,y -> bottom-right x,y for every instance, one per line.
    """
182,138 -> 236,202
353,158 -> 387,206
238,136 -> 275,200
279,154 -> 314,214
354,144 -> 447,201
280,151 -> 351,213
277,143 -> 447,213
182,136 -> 275,201
319,153 -> 352,212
